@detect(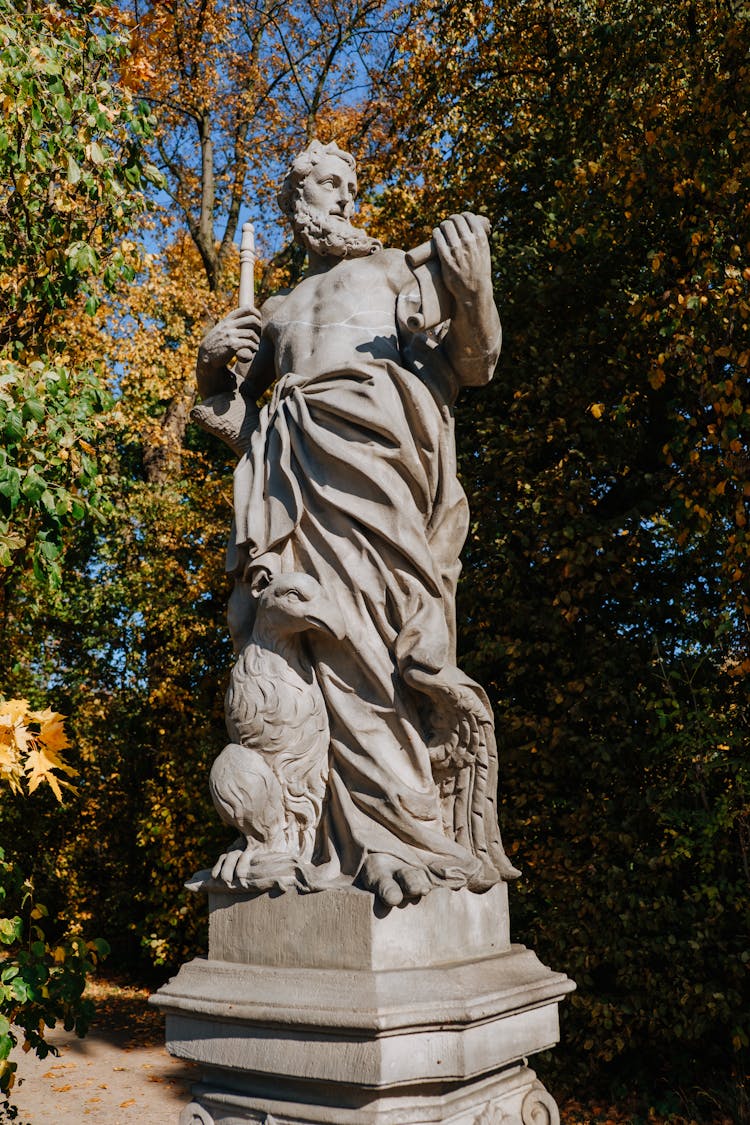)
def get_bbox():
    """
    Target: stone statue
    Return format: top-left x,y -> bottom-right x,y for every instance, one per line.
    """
193,139 -> 519,907
159,140 -> 574,1125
